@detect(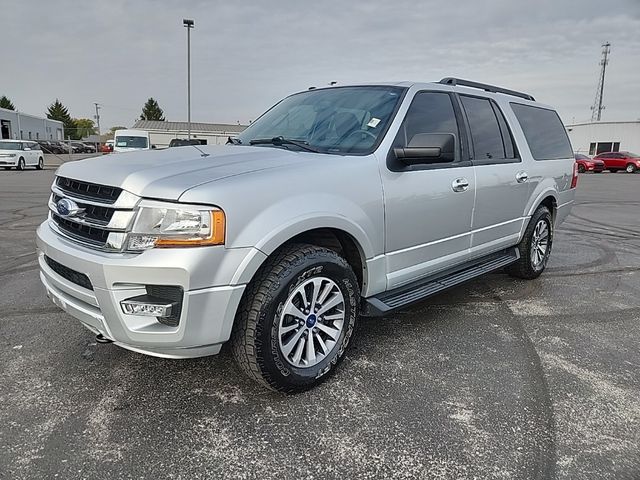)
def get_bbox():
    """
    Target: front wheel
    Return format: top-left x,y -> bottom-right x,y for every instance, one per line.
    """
507,206 -> 553,280
626,163 -> 637,173
231,244 -> 359,393
16,157 -> 25,171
